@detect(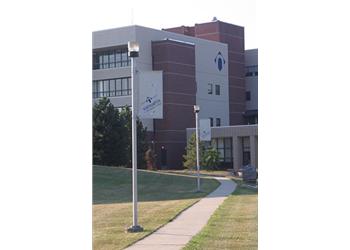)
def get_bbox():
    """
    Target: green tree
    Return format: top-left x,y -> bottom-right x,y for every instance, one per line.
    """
183,133 -> 205,169
93,98 -> 127,166
202,147 -> 220,170
93,100 -> 148,168
119,106 -> 148,169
